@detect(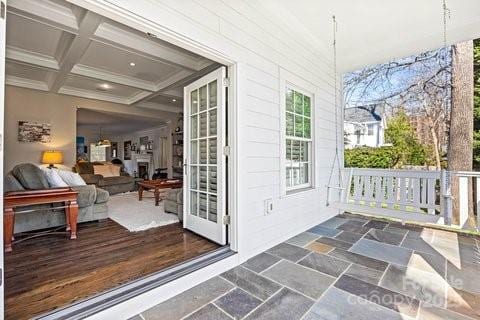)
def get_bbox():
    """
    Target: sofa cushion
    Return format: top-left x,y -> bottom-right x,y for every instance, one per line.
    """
5,173 -> 25,192
40,168 -> 69,187
12,163 -> 49,190
57,170 -> 87,186
71,185 -> 97,208
76,162 -> 94,175
95,187 -> 109,204
98,175 -> 134,187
